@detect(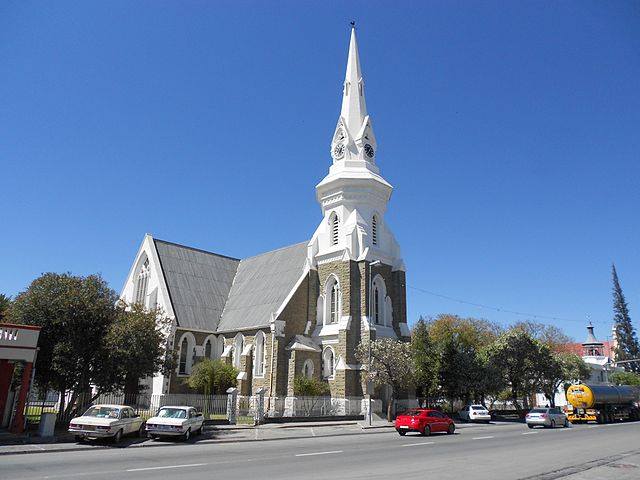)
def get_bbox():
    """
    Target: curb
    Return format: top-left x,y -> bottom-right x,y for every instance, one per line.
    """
0,426 -> 391,457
